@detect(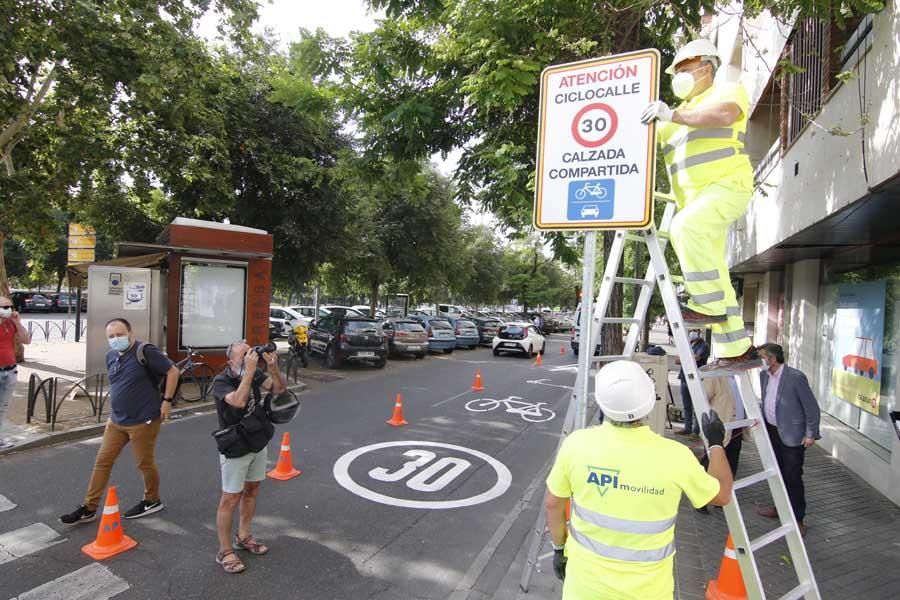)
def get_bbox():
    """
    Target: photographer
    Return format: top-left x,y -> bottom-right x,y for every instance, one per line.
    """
212,340 -> 286,574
